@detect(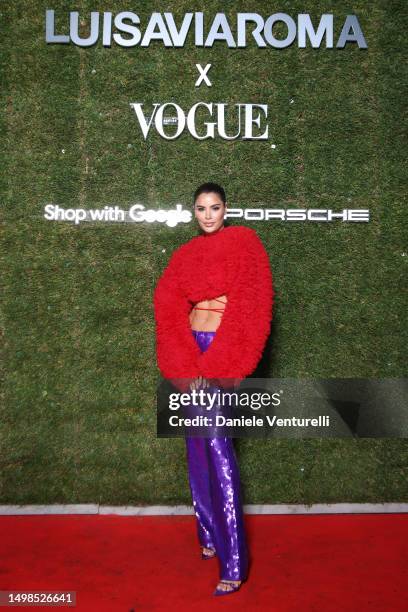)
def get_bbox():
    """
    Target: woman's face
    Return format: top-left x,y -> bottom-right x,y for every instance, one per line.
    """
194,191 -> 226,234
